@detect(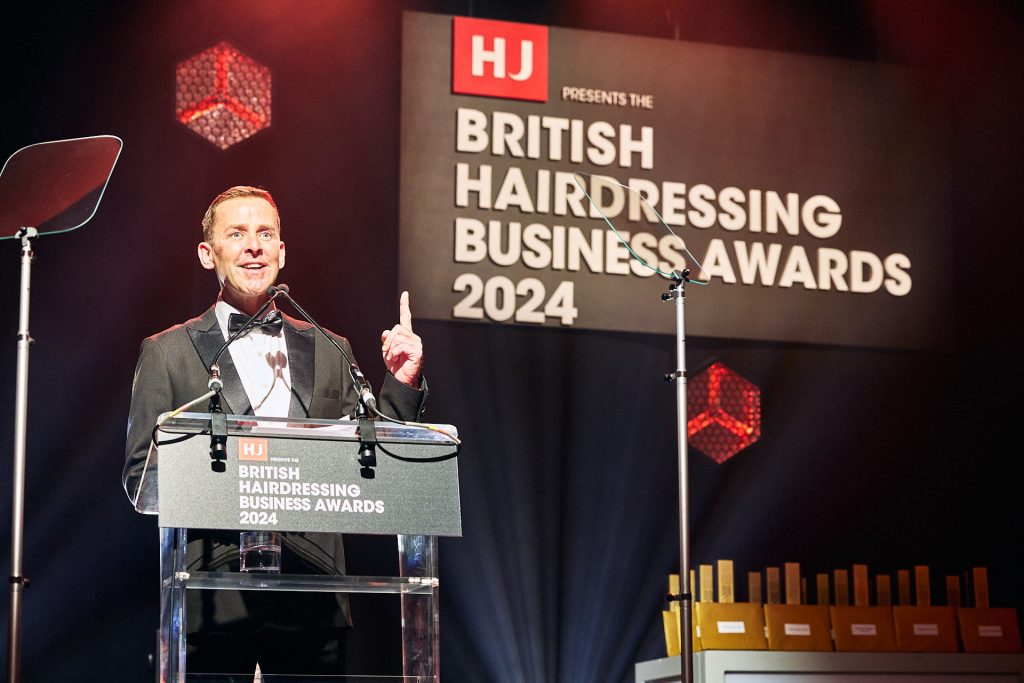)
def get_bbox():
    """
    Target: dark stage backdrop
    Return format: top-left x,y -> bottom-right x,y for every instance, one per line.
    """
1,2 -> 1021,681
